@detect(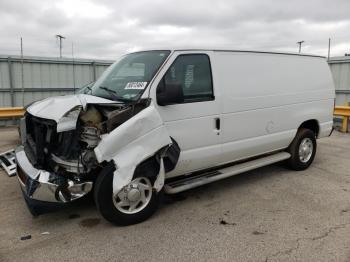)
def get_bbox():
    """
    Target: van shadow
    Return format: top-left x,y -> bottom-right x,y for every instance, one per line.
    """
160,163 -> 288,212
27,193 -> 100,227
29,164 -> 289,226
